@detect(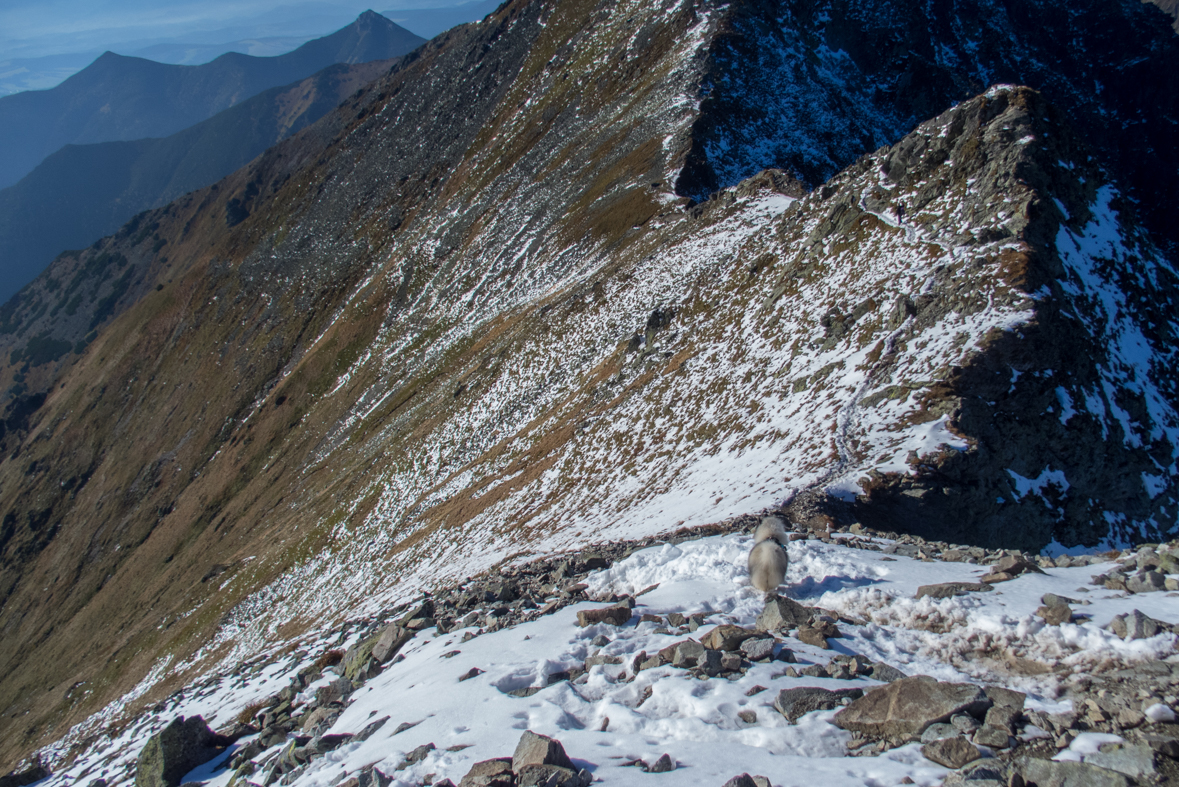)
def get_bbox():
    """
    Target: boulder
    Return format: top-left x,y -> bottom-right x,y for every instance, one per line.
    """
982,686 -> 1025,710
575,605 -> 632,627
458,758 -> 514,787
914,583 -> 994,600
773,686 -> 864,722
671,640 -> 705,668
513,730 -> 574,772
372,624 -> 415,663
1126,571 -> 1167,593
650,753 -> 675,773
832,676 -> 991,738
869,662 -> 907,682
755,596 -> 811,632
316,677 -> 354,706
0,762 -> 50,787
135,716 -> 231,787
739,637 -> 775,661
1108,610 -> 1165,640
1018,758 -> 1133,787
1035,603 -> 1072,626
973,725 -> 1010,748
701,625 -> 759,651
922,737 -> 981,769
